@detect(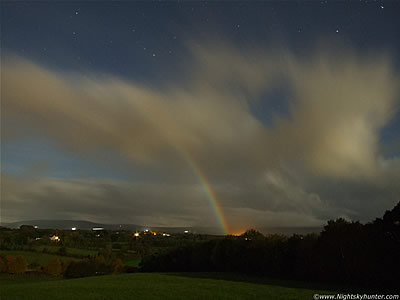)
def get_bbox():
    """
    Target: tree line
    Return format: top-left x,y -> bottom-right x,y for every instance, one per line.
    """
0,245 -> 127,278
141,202 -> 400,291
